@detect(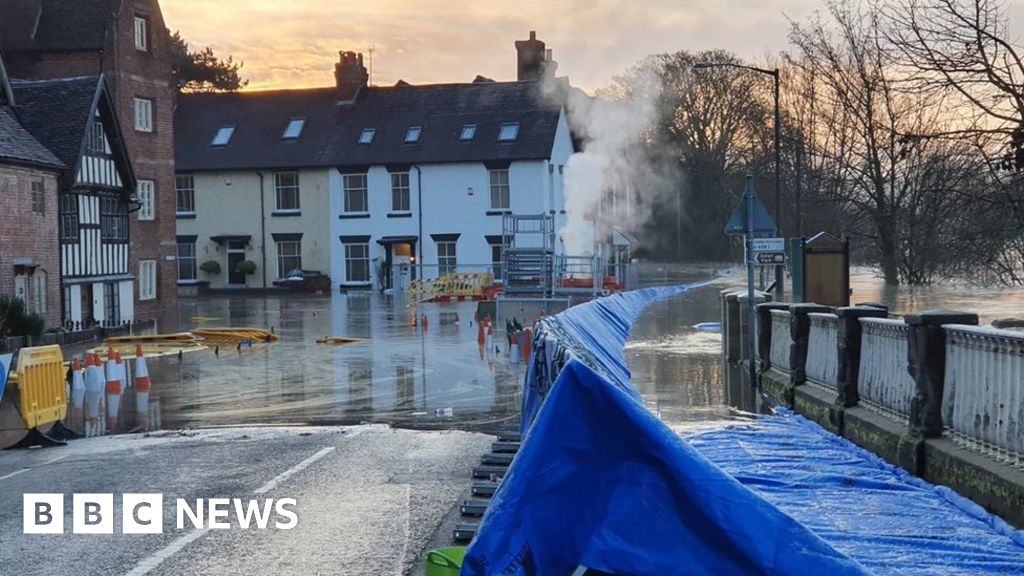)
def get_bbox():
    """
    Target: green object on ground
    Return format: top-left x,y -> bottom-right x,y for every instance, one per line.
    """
424,546 -> 466,576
